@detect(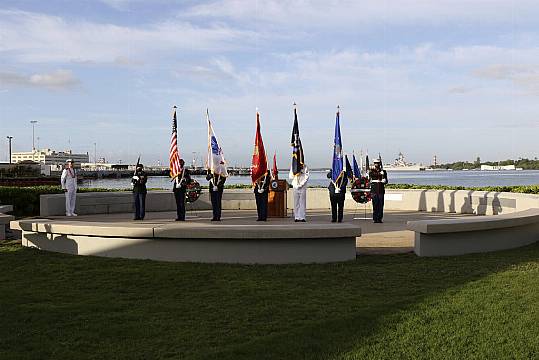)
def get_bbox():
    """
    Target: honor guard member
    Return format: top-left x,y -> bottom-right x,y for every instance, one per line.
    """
173,159 -> 191,221
369,159 -> 388,223
206,171 -> 226,221
61,159 -> 78,216
327,171 -> 347,223
254,170 -> 270,221
132,163 -> 148,220
289,165 -> 309,222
